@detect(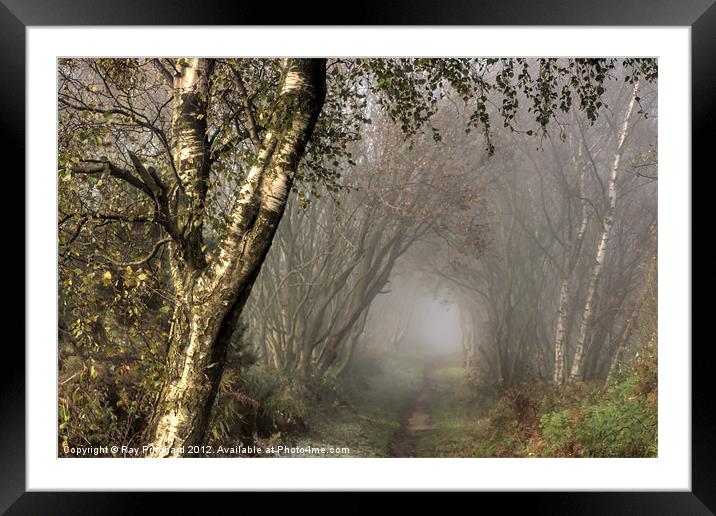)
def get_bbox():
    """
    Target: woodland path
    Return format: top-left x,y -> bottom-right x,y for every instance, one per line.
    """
388,360 -> 438,457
